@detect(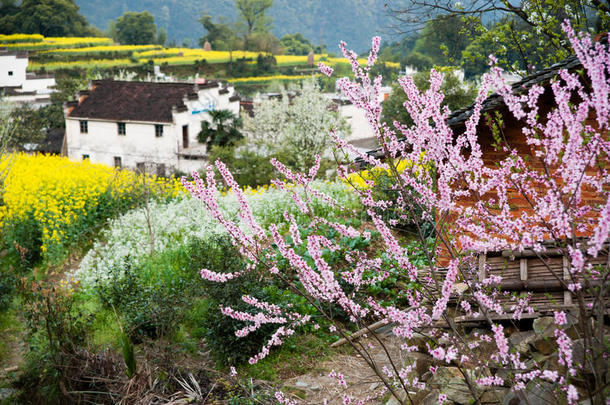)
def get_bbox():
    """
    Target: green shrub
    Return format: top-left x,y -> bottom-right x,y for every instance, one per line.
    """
0,267 -> 16,311
95,259 -> 189,342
